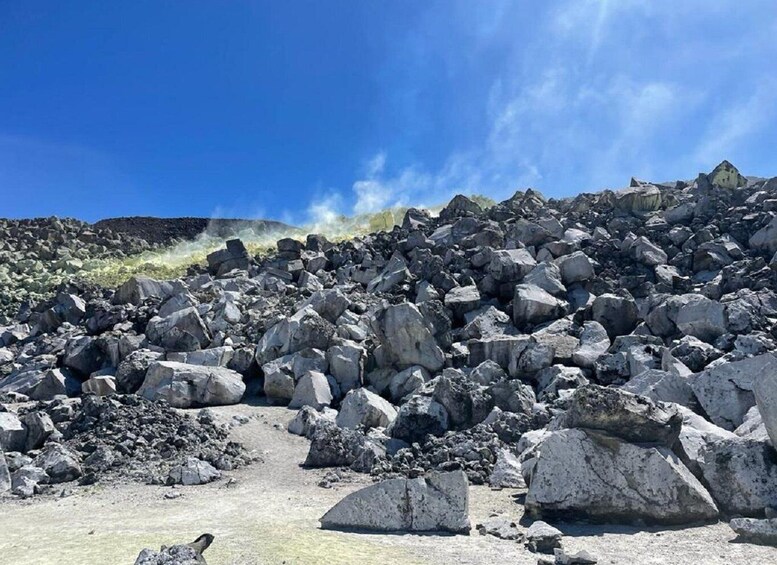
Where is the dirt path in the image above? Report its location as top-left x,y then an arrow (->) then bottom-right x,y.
1,402 -> 775,565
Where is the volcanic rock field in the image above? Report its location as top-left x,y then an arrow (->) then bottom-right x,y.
3,160 -> 777,564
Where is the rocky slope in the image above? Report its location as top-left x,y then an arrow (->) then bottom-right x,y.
3,160 -> 777,547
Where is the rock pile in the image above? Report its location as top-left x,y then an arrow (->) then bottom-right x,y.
4,161 -> 777,539
0,217 -> 154,322
1,394 -> 249,497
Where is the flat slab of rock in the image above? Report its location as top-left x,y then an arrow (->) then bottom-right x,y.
730,517 -> 777,546
525,429 -> 718,524
320,470 -> 470,533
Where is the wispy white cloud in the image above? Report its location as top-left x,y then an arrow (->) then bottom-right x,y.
690,79 -> 777,168
331,0 -> 777,215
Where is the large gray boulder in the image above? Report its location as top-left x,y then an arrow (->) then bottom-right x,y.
750,216 -> 777,254
556,251 -> 595,284
115,349 -> 164,394
327,340 -> 365,394
138,361 -> 245,408
320,470 -> 470,533
22,411 -> 55,452
673,406 -> 737,477
690,354 -> 777,430
753,366 -> 777,448
113,276 -> 177,306
444,285 -> 481,319
0,412 -> 27,453
525,429 -> 718,524
488,249 -> 537,283
512,284 -> 566,328
571,321 -> 610,368
389,395 -> 449,443
674,294 -> 727,342
524,263 -> 566,296
621,369 -> 696,408
146,307 -> 211,352
432,370 -> 493,429
699,438 -> 777,516
304,423 -> 384,472
336,388 -> 397,431
34,444 -> 82,483
288,371 -> 333,410
288,406 -> 337,438
255,307 -> 334,366
0,451 -> 10,494
371,303 -> 445,371
614,185 -> 662,215
561,384 -> 681,446
367,253 -> 410,294
591,294 -> 639,338
206,238 -> 249,276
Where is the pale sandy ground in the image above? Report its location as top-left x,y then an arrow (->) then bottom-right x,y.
1,402 -> 775,565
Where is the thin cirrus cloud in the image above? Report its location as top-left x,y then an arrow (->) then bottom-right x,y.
328,0 -> 777,220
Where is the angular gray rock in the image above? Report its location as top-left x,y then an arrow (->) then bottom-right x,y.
525,429 -> 719,524
729,518 -> 777,546
698,438 -> 777,516
34,444 -> 82,483
22,411 -> 55,452
561,385 -> 682,446
513,284 -> 566,328
335,388 -> 397,431
371,303 -> 445,371
620,368 -> 696,407
0,451 -> 10,494
287,406 -> 337,438
139,361 -> 245,408
489,448 -> 526,488
115,349 -> 164,394
326,340 -> 365,394
556,251 -> 595,284
591,294 -> 638,338
113,276 -> 177,306
525,520 -> 563,553
320,470 -> 470,533
167,457 -> 221,485
146,307 -> 211,352
488,249 -> 537,283
674,294 -> 727,342
690,354 -> 777,430
444,285 -> 481,319
288,371 -> 333,410
389,395 -> 449,443
0,412 -> 27,452
572,321 -> 610,368
304,423 -> 384,472
753,366 -> 777,448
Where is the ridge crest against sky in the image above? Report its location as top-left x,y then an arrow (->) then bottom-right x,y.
1,1 -> 776,223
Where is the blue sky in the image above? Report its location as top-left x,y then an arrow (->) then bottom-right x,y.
1,1 -> 776,223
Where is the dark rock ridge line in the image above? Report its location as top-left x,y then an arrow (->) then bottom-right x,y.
93,216 -> 294,246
